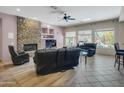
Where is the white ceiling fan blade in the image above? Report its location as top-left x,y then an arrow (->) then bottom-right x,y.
68,18 -> 76,20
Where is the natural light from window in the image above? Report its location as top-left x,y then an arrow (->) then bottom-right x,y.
78,30 -> 92,43
95,29 -> 114,48
65,32 -> 76,47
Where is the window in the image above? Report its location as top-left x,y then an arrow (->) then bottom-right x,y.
95,29 -> 114,48
65,32 -> 76,47
78,30 -> 92,43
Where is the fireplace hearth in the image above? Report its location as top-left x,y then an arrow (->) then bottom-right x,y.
23,44 -> 37,51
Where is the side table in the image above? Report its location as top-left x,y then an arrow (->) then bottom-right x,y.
80,50 -> 88,66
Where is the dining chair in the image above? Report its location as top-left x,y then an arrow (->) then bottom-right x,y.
114,43 -> 124,70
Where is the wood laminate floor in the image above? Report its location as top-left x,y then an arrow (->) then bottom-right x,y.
1,54 -> 124,87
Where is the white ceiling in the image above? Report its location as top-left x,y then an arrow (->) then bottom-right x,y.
0,6 -> 122,27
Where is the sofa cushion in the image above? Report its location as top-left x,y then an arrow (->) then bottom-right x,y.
56,48 -> 66,68
65,48 -> 81,66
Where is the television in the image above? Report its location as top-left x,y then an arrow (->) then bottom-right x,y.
45,39 -> 56,48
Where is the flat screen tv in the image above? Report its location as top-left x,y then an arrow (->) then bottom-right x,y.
45,39 -> 56,48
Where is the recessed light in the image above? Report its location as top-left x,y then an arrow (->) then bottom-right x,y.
16,8 -> 21,12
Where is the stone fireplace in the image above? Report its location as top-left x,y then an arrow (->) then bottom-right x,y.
17,16 -> 42,52
23,43 -> 37,51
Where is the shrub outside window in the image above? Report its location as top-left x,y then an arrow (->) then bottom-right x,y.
95,29 -> 114,48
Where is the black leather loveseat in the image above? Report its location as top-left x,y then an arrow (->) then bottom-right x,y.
77,43 -> 97,57
33,48 -> 81,75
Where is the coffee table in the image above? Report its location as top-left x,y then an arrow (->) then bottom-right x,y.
80,50 -> 88,66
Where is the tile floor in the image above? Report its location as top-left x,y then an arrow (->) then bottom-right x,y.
72,54 -> 124,87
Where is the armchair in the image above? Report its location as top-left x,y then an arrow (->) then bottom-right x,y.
78,43 -> 97,57
8,46 -> 29,65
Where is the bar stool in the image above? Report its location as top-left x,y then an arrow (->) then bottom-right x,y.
114,43 -> 124,70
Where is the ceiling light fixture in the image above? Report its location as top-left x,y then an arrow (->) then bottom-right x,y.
16,8 -> 21,12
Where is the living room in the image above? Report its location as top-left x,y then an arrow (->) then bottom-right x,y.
1,6 -> 124,87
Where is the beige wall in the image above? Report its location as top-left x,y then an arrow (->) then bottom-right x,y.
64,19 -> 124,55
118,22 -> 124,48
0,13 -> 17,62
0,19 -> 2,60
53,26 -> 64,48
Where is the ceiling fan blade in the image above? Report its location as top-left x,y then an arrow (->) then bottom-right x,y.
68,18 -> 76,20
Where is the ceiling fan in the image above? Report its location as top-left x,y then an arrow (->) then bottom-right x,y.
63,13 -> 76,22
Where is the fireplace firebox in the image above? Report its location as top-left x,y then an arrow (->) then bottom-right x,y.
23,44 -> 37,51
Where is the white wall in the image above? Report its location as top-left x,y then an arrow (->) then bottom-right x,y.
64,19 -> 124,55
0,13 -> 17,62
0,19 -> 2,60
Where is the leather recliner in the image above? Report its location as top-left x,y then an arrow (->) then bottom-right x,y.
78,43 -> 97,57
66,48 -> 81,67
8,46 -> 29,65
34,49 -> 58,75
56,48 -> 66,70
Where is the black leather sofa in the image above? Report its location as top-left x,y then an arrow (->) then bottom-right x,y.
8,46 -> 29,65
77,43 -> 97,57
33,48 -> 81,75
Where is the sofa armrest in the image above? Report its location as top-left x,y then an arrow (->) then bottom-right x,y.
16,53 -> 29,59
